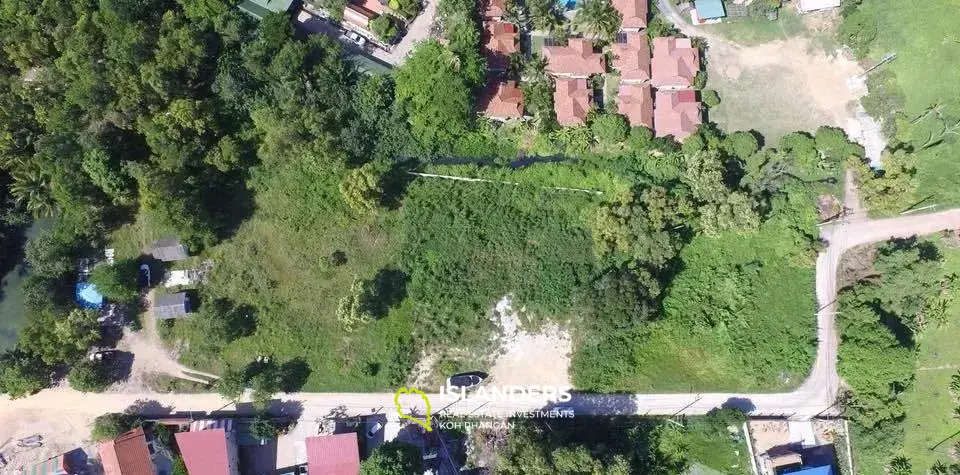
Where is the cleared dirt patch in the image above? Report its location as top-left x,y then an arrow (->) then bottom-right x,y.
486,296 -> 572,388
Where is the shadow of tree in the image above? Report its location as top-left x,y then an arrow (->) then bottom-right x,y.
279,358 -> 311,393
124,399 -> 173,417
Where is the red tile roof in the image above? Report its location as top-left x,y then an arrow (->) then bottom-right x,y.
482,0 -> 507,19
478,80 -> 524,118
343,3 -> 377,28
175,429 -> 234,475
306,434 -> 361,475
354,0 -> 388,14
483,22 -> 518,70
651,37 -> 700,88
98,428 -> 155,475
611,0 -> 648,29
654,89 -> 701,141
611,32 -> 651,82
543,38 -> 604,77
554,78 -> 592,126
618,83 -> 653,129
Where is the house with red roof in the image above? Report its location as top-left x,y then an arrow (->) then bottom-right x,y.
343,3 -> 378,29
98,428 -> 157,475
618,83 -> 653,129
478,80 -> 524,120
654,89 -> 701,141
554,78 -> 592,126
651,37 -> 700,89
481,0 -> 507,19
543,38 -> 604,78
306,433 -> 361,475
611,32 -> 651,83
175,428 -> 240,475
483,21 -> 518,71
611,0 -> 648,30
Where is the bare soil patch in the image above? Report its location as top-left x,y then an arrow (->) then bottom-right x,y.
485,296 -> 572,388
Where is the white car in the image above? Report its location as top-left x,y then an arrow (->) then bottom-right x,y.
346,31 -> 367,48
366,421 -> 383,439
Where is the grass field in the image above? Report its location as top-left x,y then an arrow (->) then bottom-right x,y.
701,8 -> 806,46
896,243 -> 960,473
854,0 -> 960,207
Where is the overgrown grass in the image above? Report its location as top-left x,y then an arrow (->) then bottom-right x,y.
702,9 -> 806,46
854,0 -> 960,206
895,243 -> 960,474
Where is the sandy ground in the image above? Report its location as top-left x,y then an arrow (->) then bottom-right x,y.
485,296 -> 572,388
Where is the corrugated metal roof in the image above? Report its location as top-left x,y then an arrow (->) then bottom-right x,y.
791,466 -> 834,475
306,433 -> 360,475
154,292 -> 190,319
190,419 -> 234,432
175,429 -> 234,475
98,428 -> 155,475
151,238 -> 189,262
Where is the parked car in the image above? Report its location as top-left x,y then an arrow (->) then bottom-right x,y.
446,372 -> 486,389
346,31 -> 367,48
88,350 -> 117,362
366,421 -> 384,439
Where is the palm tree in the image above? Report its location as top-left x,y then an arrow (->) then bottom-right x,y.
10,169 -> 56,217
527,0 -> 563,33
573,0 -> 622,42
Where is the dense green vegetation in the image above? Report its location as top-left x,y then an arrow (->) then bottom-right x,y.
839,238 -> 957,474
838,0 -> 960,208
495,410 -> 750,474
361,440 -> 423,475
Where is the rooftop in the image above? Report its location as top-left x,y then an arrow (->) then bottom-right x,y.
651,37 -> 700,88
238,0 -> 295,19
151,237 -> 189,262
175,429 -> 234,475
654,89 -> 701,141
618,83 -> 654,129
154,292 -> 191,319
554,78 -> 592,126
543,38 -> 604,77
99,428 -> 155,475
797,0 -> 841,12
478,80 -> 524,119
306,433 -> 361,475
482,0 -> 507,18
611,0 -> 648,29
611,32 -> 651,82
694,0 -> 726,19
483,22 -> 518,70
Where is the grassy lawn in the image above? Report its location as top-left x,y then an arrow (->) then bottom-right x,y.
686,416 -> 753,474
701,9 -> 806,46
855,0 -> 960,206
897,243 -> 960,473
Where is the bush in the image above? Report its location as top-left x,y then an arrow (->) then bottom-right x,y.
838,9 -> 877,59
701,89 -> 720,108
91,413 -> 139,441
89,258 -> 139,302
68,359 -> 111,392
590,113 -> 629,145
249,413 -> 279,440
0,350 -> 51,398
361,441 -> 423,475
369,15 -> 399,43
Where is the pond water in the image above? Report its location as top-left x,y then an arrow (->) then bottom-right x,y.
0,218 -> 53,352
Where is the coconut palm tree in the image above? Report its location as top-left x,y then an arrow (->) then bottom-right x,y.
573,0 -> 621,42
10,169 -> 56,217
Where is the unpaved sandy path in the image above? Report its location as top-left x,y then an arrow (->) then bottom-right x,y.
486,297 -> 572,388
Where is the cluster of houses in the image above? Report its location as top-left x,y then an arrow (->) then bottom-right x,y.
32,421 -> 364,475
477,0 -> 704,141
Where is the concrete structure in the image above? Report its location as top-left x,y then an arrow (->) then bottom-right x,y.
611,32 -> 651,82
693,0 -> 726,20
543,38 -> 604,78
477,80 -> 524,120
797,0 -> 841,13
553,78 -> 592,126
651,37 -> 700,89
654,89 -> 701,140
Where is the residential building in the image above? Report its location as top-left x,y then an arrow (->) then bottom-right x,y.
151,238 -> 189,262
611,32 -> 651,83
28,448 -> 86,475
797,0 -> 841,13
154,292 -> 192,320
478,80 -> 525,120
482,0 -> 507,20
238,0 -> 295,19
543,38 -> 604,78
693,0 -> 726,21
353,0 -> 392,15
650,37 -> 700,89
175,426 -> 240,475
98,428 -> 157,475
654,89 -> 701,140
554,78 -> 592,126
611,0 -> 648,30
306,433 -> 361,475
343,3 -> 378,29
618,83 -> 654,129
483,22 -> 519,71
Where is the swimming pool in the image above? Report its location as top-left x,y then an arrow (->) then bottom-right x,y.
556,0 -> 578,10
76,282 -> 105,309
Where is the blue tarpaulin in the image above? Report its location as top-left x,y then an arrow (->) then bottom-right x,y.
787,466 -> 834,475
75,282 -> 104,309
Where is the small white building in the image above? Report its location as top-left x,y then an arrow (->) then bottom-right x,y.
797,0 -> 841,13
